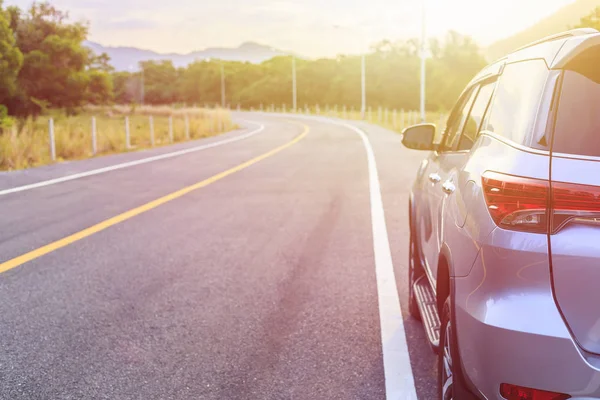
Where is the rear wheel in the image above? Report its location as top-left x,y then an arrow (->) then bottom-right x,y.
408,229 -> 424,320
439,298 -> 472,400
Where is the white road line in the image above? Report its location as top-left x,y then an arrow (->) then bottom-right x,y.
287,114 -> 417,399
0,120 -> 265,196
343,121 -> 418,400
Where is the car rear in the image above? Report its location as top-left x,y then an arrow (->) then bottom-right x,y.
453,37 -> 600,399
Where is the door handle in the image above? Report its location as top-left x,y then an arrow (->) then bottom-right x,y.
428,173 -> 441,184
442,180 -> 456,194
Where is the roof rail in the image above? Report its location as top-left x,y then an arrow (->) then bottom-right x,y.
512,28 -> 599,54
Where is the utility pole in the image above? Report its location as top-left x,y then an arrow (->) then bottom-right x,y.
220,63 -> 226,108
361,54 -> 366,120
420,0 -> 427,123
292,56 -> 297,111
140,66 -> 145,105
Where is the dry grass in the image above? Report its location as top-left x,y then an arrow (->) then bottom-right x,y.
0,106 -> 235,171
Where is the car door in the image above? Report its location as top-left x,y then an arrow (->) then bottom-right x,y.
419,86 -> 479,283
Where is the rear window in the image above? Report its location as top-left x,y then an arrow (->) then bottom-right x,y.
553,46 -> 600,157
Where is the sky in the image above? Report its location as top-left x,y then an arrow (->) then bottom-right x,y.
5,0 -> 577,57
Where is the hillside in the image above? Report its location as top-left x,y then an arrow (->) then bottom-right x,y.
85,41 -> 289,71
486,0 -> 600,61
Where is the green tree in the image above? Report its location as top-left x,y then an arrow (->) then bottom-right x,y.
574,6 -> 600,30
0,1 -> 23,110
8,2 -> 112,116
428,31 -> 487,110
140,60 -> 179,105
86,69 -> 113,104
112,71 -> 138,104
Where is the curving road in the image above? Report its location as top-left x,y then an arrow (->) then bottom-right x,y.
0,114 -> 437,399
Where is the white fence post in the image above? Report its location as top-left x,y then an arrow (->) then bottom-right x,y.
400,109 -> 405,130
48,118 -> 56,161
185,114 -> 190,140
237,103 -> 241,112
378,106 -> 382,122
393,109 -> 397,129
91,117 -> 97,155
169,116 -> 174,143
149,116 -> 155,146
343,105 -> 347,119
125,116 -> 131,149
384,108 -> 389,125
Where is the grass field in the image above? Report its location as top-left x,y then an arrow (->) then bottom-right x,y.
0,106 -> 235,171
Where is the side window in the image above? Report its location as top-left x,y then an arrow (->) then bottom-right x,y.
553,46 -> 600,157
457,81 -> 496,151
442,87 -> 478,151
484,60 -> 549,145
440,88 -> 474,143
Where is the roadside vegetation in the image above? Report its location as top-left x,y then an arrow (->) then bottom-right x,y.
0,107 -> 234,170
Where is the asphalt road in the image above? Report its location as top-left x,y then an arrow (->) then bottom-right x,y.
0,114 -> 437,399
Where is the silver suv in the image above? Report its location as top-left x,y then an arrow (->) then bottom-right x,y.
403,28 -> 600,400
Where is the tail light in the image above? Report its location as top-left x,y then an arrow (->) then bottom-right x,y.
482,172 -> 549,233
482,171 -> 600,234
551,181 -> 600,232
500,383 -> 570,400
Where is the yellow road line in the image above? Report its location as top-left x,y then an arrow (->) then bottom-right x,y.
0,122 -> 309,275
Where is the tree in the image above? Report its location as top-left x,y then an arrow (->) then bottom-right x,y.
8,2 -> 112,116
112,71 -> 137,104
428,31 -> 487,110
140,60 -> 179,105
574,6 -> 600,30
0,1 -> 23,110
86,69 -> 113,105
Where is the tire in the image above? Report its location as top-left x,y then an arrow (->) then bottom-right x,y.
408,228 -> 424,320
439,298 -> 476,400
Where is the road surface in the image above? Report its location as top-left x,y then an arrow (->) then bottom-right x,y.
0,114 -> 437,399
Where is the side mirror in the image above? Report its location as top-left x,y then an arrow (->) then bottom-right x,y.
402,123 -> 436,151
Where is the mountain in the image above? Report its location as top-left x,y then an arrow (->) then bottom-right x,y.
85,41 -> 289,71
486,0 -> 600,61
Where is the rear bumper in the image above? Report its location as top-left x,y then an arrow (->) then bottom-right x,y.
454,230 -> 600,399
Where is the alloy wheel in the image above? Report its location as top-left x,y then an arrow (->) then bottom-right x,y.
441,320 -> 454,400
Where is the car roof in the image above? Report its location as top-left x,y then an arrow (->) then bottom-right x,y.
467,28 -> 600,87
